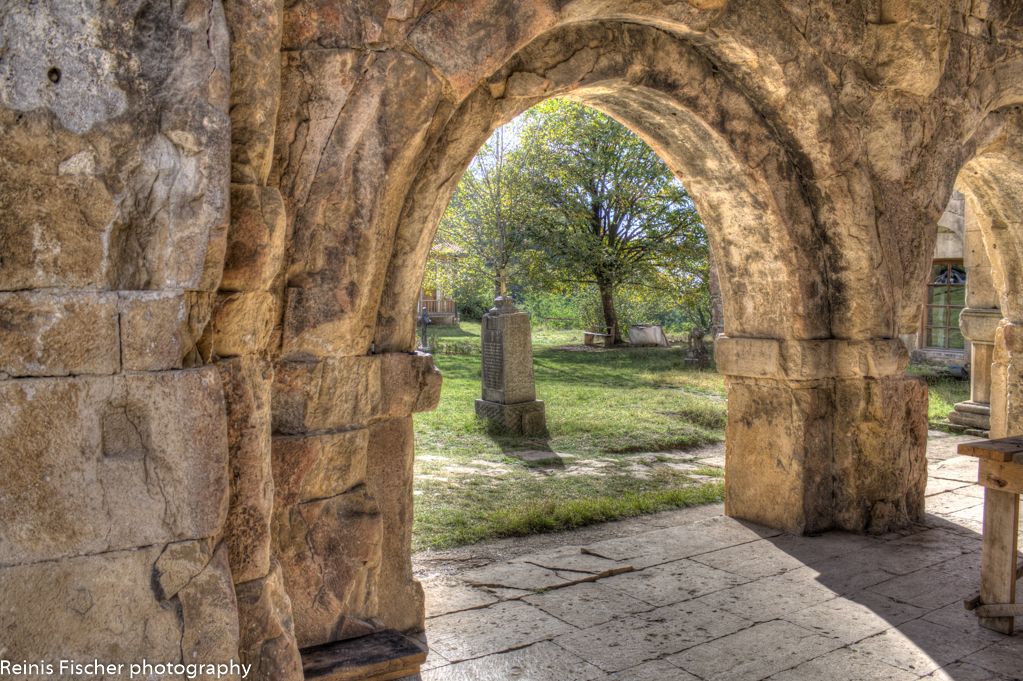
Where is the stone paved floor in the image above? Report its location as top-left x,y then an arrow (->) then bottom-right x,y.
410,431 -> 1023,680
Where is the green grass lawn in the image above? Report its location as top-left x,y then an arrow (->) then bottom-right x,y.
413,322 -> 726,550
413,322 -> 971,551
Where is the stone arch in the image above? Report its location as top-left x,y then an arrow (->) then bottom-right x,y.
955,109 -> 1023,438
220,4 -> 1023,673
358,18 -> 931,550
10,2 -> 1023,678
374,21 -> 829,354
958,113 -> 1023,320
257,14 -> 957,651
389,1 -> 981,343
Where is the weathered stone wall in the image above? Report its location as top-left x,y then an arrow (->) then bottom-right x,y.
269,353 -> 439,648
0,0 -> 241,669
958,111 -> 1023,440
2,1 -> 1023,678
936,191 -> 966,260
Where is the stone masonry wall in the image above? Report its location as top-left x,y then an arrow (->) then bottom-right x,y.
2,2 -> 1023,679
959,113 -> 1023,440
0,0 -> 240,669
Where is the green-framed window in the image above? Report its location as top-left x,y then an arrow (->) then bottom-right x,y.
924,260 -> 966,350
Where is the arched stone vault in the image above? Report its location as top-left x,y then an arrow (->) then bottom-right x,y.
2,2 -> 1023,679
958,112 -> 1023,321
376,21 -> 831,352
956,109 -> 1023,440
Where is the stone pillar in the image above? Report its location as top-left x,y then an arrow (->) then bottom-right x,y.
266,24 -> 448,671
716,337 -> 928,535
270,352 -> 441,644
216,0 -> 304,676
475,297 -> 547,436
990,320 -> 1023,439
0,0 -> 246,668
950,308 -> 1001,435
949,204 -> 1001,435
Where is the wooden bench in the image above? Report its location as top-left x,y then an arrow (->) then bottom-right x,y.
583,331 -> 612,346
959,436 -> 1023,634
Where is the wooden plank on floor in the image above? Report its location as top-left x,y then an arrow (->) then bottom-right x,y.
979,488 -> 1021,635
302,629 -> 427,681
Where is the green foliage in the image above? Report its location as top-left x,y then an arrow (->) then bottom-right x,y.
515,99 -> 709,341
427,124 -> 532,308
520,290 -> 587,329
615,285 -> 711,333
427,99 -> 711,339
455,294 -> 491,322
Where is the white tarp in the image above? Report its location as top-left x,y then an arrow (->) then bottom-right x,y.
628,324 -> 669,347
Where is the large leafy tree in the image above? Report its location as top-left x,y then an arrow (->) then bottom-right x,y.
429,99 -> 709,338
516,99 -> 706,344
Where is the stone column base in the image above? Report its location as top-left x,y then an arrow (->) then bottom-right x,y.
716,337 -> 927,535
722,377 -> 834,535
949,400 -> 992,435
475,399 -> 546,436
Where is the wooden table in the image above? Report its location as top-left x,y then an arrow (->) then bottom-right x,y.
959,436 -> 1023,634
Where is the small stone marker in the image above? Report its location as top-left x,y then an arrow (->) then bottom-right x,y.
475,272 -> 546,435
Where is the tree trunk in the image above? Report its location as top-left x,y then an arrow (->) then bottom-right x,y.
597,279 -> 621,345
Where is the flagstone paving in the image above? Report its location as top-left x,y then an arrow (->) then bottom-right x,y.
411,431 -> 1023,680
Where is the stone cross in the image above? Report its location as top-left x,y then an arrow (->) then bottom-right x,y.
491,267 -> 516,313
496,267 -> 508,298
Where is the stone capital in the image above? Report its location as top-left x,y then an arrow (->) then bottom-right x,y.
714,336 -> 908,381
958,307 -> 1002,344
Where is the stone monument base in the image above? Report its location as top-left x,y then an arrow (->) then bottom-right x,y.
949,400 -> 991,436
475,399 -> 547,436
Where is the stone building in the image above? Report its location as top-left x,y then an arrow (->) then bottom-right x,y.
898,189 -> 1003,435
1,2 -> 1023,679
903,191 -> 971,366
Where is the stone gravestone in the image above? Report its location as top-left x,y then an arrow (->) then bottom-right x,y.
475,277 -> 546,435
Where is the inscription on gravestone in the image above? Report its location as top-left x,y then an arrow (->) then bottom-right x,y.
482,330 -> 503,391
